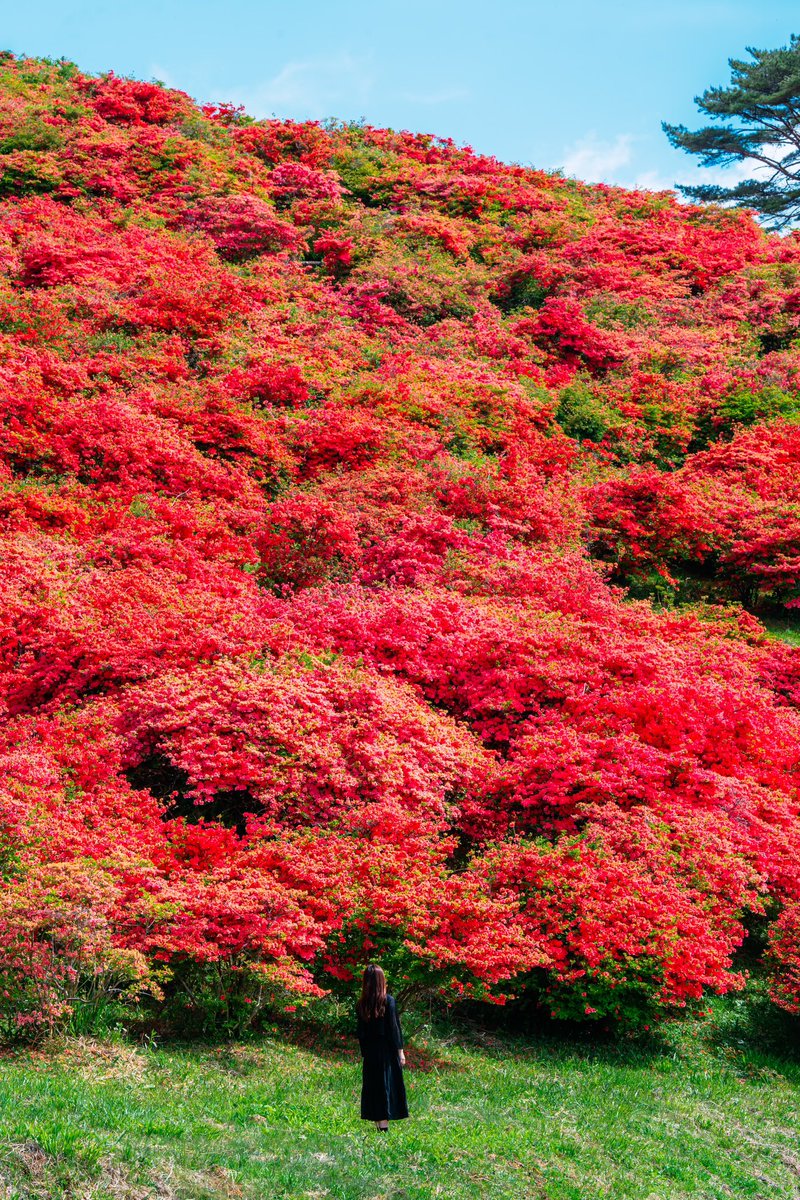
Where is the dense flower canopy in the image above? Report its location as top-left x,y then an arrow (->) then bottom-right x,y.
3,53 -> 800,1030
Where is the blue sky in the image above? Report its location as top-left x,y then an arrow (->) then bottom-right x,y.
3,2 -> 798,191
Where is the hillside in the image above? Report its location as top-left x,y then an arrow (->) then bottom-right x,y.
2,53 -> 800,1034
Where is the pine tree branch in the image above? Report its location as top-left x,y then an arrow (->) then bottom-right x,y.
664,34 -> 800,227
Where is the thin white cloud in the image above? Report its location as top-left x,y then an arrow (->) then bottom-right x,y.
628,168 -> 678,193
229,53 -> 375,120
559,130 -> 778,200
633,157 -> 774,195
561,133 -> 636,183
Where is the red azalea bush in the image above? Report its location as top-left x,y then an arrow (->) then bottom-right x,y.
1,53 -> 800,1035
184,195 -> 304,261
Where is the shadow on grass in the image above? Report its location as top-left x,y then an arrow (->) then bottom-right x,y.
410,985 -> 800,1080
244,1014 -> 461,1073
431,998 -> 670,1065
702,988 -> 800,1076
127,1010 -> 461,1076
61,981 -> 800,1085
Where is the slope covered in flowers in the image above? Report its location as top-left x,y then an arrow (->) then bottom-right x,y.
3,53 -> 800,1032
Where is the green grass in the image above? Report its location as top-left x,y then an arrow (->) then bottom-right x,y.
0,997 -> 799,1199
760,613 -> 800,646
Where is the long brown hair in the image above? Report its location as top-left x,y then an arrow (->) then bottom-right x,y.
357,963 -> 387,1020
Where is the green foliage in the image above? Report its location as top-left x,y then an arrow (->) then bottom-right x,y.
555,382 -> 622,443
85,329 -> 139,354
332,140 -> 392,204
542,957 -> 687,1028
494,273 -> 549,313
719,383 -> 800,426
0,117 -> 64,154
176,115 -> 231,146
623,568 -> 680,608
694,383 -> 800,446
584,295 -> 655,330
158,961 -> 299,1039
381,273 -> 476,326
0,157 -> 60,196
761,612 -> 800,646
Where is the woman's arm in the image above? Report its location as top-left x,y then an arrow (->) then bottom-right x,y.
388,996 -> 404,1057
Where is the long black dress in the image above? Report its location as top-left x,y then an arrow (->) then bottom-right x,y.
356,993 -> 409,1121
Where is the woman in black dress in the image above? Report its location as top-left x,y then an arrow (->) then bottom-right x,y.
356,964 -> 408,1130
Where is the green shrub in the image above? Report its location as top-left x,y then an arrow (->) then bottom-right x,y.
555,383 -> 622,443
0,118 -> 64,154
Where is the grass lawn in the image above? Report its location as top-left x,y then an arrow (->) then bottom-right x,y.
0,996 -> 799,1199
760,613 -> 800,647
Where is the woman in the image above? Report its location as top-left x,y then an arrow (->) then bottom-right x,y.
356,963 -> 408,1130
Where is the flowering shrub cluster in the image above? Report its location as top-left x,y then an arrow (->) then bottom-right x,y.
2,54 -> 800,1032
